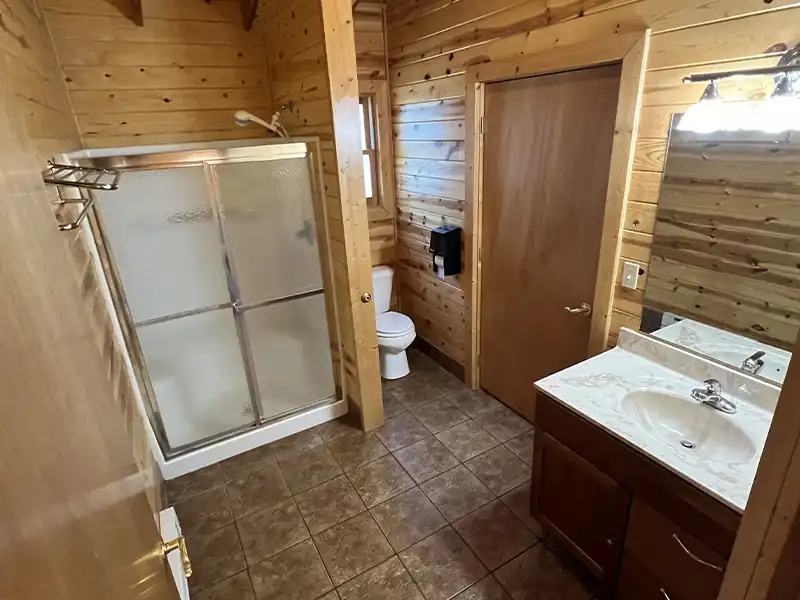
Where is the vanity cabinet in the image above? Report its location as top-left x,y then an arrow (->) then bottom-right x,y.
531,393 -> 741,599
532,432 -> 630,586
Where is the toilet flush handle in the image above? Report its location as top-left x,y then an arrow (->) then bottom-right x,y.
361,292 -> 372,303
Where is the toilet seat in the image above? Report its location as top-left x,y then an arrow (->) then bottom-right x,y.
376,312 -> 414,338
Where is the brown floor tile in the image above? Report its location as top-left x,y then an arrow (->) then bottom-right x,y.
399,527 -> 487,600
186,523 -> 246,594
494,545 -> 591,600
500,482 -> 544,537
314,511 -> 394,586
167,463 -> 224,504
419,465 -> 494,522
370,487 -> 447,552
249,539 -> 333,600
173,484 -> 232,536
504,432 -> 534,466
276,443 -> 343,494
407,349 -> 439,372
436,420 -> 500,462
336,556 -> 424,600
194,571 -> 255,600
453,501 -> 537,570
448,390 -> 505,420
375,412 -> 431,452
220,445 -> 274,482
410,398 -> 469,434
327,432 -> 389,472
393,436 -> 459,483
294,475 -> 365,534
473,407 -> 533,443
382,391 -> 406,418
464,446 -> 531,496
236,498 -> 309,565
318,593 -> 340,600
453,576 -> 512,600
269,429 -> 325,462
346,454 -> 416,508
389,377 -> 444,411
422,369 -> 468,397
314,415 -> 364,444
226,455 -> 291,519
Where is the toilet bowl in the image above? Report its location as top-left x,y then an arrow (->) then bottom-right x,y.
372,266 -> 416,379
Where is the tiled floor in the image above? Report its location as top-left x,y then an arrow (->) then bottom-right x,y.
168,350 -> 594,600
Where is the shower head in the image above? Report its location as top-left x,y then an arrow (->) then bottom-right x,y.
234,110 -> 267,128
233,109 -> 289,139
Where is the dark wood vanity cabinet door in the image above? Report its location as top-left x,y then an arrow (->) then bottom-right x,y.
531,432 -> 631,586
624,499 -> 726,600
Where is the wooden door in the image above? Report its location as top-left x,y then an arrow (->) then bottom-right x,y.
479,65 -> 622,419
531,432 -> 630,588
0,75 -> 179,599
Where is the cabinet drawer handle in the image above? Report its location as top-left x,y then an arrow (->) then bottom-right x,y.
672,533 -> 724,572
660,589 -> 672,600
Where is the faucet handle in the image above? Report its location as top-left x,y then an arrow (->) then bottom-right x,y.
703,379 -> 722,394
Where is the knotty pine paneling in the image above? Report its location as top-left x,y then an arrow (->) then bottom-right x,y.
41,0 -> 273,148
355,2 -> 397,270
2,0 -> 162,517
386,0 -> 800,363
647,135 -> 800,350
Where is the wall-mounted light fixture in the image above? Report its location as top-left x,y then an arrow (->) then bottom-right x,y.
679,44 -> 800,133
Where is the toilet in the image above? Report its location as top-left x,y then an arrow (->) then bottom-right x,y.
372,266 -> 416,379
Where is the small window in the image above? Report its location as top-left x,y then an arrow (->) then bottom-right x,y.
359,94 -> 379,206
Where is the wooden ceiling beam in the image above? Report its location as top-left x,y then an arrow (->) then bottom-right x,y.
241,0 -> 258,31
131,0 -> 143,26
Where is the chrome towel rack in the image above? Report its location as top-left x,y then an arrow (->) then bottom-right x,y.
42,162 -> 122,232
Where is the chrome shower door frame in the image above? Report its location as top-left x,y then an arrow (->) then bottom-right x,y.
79,139 -> 343,459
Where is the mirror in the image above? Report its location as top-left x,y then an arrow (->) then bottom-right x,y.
640,116 -> 798,386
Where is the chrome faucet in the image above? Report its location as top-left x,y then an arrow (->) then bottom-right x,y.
690,379 -> 738,414
742,351 -> 765,375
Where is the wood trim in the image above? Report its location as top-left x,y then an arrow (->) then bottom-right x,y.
588,31 -> 650,355
359,79 -> 396,218
320,0 -> 384,430
464,30 -> 651,387
241,0 -> 258,31
720,333 -> 800,600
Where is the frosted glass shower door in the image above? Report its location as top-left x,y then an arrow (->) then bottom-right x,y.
213,159 -> 336,420
96,167 -> 256,450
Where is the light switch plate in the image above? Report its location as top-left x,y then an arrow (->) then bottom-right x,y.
622,261 -> 641,290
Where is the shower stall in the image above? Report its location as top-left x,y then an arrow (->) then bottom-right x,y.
64,138 -> 347,477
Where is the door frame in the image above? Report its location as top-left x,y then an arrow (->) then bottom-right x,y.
464,30 -> 651,388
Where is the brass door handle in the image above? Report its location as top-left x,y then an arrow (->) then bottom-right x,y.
162,535 -> 193,578
564,303 -> 592,316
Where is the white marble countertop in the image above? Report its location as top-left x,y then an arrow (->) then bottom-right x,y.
535,329 -> 779,513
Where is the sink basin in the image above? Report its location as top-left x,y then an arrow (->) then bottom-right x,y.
621,391 -> 756,464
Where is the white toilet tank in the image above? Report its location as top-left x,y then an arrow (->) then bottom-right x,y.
371,266 -> 393,315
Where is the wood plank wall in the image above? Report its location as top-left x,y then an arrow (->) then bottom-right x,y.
355,1 -> 396,267
41,0 -> 273,148
646,134 -> 800,351
385,0 -> 800,365
263,0 -> 382,427
1,0 -> 162,516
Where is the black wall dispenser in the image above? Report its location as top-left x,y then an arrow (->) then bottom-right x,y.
430,225 -> 462,279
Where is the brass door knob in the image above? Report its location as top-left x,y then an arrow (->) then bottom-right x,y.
361,292 -> 372,303
564,303 -> 592,316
